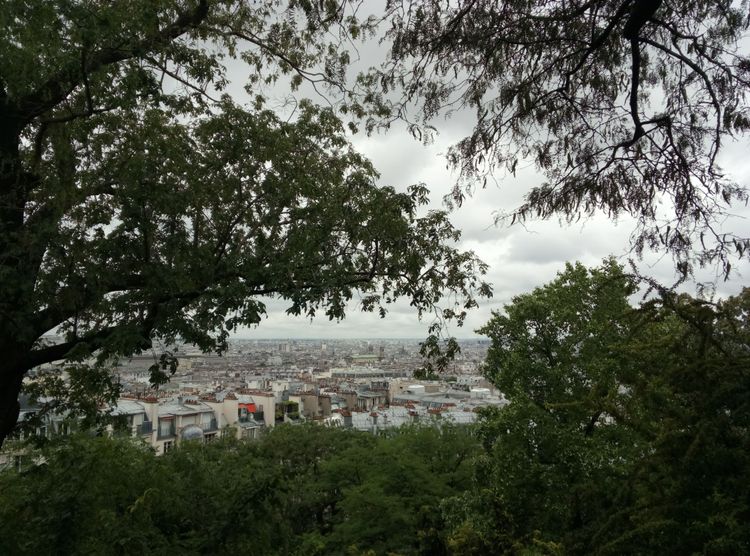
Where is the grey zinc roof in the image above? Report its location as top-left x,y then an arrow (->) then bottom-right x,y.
441,411 -> 478,425
110,399 -> 147,416
157,398 -> 214,416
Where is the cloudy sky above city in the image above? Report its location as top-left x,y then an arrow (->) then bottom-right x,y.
223,20 -> 750,340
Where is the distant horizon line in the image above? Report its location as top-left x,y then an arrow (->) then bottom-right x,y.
40,334 -> 488,341
229,337 -> 487,341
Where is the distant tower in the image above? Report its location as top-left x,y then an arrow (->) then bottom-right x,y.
378,345 -> 385,360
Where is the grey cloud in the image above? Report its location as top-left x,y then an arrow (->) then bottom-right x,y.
218,30 -> 750,340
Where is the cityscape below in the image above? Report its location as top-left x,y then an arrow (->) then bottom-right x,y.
6,338 -> 501,460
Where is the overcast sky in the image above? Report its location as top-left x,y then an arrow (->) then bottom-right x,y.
222,15 -> 750,340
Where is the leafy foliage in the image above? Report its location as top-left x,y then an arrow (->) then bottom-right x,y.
0,425 -> 481,555
450,261 -> 750,554
371,0 -> 750,275
0,1 -> 490,445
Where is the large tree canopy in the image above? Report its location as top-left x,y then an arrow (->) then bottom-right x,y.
370,0 -> 750,275
0,1 -> 490,447
457,261 -> 750,554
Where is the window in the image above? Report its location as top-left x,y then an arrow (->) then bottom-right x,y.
158,418 -> 174,438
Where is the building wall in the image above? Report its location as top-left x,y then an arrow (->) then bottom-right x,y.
254,395 -> 276,428
340,392 -> 357,410
319,396 -> 331,417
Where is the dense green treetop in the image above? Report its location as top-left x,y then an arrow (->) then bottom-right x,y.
478,259 -> 635,412
0,425 -> 481,555
461,261 -> 750,554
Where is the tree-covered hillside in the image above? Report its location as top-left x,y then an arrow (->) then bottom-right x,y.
0,425 -> 480,556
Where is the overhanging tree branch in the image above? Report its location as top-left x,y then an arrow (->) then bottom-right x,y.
15,0 -> 210,122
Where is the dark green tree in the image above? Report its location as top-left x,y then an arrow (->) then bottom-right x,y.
0,423 -> 482,555
0,2 -> 490,446
0,434 -> 298,554
461,260 -> 639,553
594,289 -> 750,554
371,0 -> 750,275
452,262 -> 750,554
301,424 -> 481,556
478,259 -> 635,416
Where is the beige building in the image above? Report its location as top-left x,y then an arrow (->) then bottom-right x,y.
111,394 -> 247,454
288,392 -> 332,420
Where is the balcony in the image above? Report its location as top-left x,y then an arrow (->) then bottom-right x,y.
157,421 -> 175,439
201,419 -> 218,432
137,421 -> 153,435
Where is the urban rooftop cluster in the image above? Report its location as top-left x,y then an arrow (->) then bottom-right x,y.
6,338 -> 503,458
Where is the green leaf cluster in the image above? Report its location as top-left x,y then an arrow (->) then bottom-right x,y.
447,260 -> 750,554
0,424 -> 480,555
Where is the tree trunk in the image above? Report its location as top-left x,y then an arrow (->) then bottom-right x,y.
0,358 -> 25,448
0,105 -> 33,449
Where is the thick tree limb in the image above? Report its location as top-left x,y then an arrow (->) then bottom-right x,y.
623,0 -> 663,40
26,326 -> 123,369
15,0 -> 209,122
